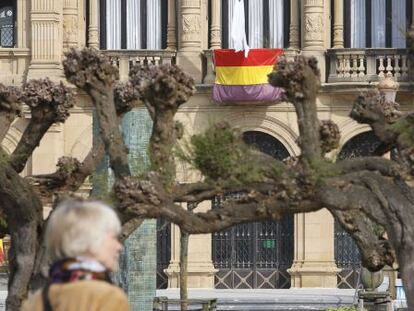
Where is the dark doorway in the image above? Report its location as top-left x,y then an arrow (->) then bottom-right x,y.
212,131 -> 294,289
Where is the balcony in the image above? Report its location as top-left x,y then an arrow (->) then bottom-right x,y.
100,50 -> 177,81
0,48 -> 30,85
327,48 -> 410,84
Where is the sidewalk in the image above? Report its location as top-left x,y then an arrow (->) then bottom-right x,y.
156,288 -> 356,310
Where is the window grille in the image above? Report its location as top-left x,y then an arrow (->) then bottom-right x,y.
0,5 -> 14,48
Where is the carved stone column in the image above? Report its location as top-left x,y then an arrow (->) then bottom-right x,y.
27,0 -> 64,80
179,0 -> 202,51
210,0 -> 221,49
302,0 -> 325,50
176,0 -> 206,83
289,210 -> 340,288
332,0 -> 344,48
88,0 -> 99,49
289,0 -> 300,49
63,0 -> 79,49
301,0 -> 328,82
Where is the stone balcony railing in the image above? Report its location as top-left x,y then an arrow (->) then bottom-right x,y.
327,48 -> 410,83
0,48 -> 31,85
101,49 -> 177,81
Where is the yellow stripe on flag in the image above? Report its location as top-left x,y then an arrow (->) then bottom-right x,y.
215,65 -> 274,85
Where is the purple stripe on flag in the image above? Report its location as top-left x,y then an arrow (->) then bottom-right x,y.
212,84 -> 284,103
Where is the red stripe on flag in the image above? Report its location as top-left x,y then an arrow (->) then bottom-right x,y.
214,49 -> 283,67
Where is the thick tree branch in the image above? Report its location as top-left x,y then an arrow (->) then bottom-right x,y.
269,56 -> 322,163
0,85 -> 22,143
63,48 -> 131,179
9,79 -> 74,173
129,64 -> 195,185
335,156 -> 401,177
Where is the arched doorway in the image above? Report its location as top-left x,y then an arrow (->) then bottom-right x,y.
212,131 -> 294,289
335,131 -> 382,288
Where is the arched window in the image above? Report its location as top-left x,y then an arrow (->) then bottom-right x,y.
100,0 -> 167,50
221,0 -> 290,49
0,1 -> 15,48
344,0 -> 411,48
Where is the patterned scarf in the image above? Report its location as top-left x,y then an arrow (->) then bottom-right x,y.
49,258 -> 112,284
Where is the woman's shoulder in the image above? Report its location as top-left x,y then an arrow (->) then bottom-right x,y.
58,280 -> 127,298
22,281 -> 128,311
59,281 -> 129,310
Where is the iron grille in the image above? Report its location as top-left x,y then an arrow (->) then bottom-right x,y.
335,131 -> 383,288
212,131 -> 294,289
0,6 -> 14,47
156,218 -> 171,289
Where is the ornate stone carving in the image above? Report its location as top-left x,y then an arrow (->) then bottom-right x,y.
333,26 -> 344,47
182,15 -> 200,34
304,13 -> 323,41
63,15 -> 78,45
289,25 -> 300,49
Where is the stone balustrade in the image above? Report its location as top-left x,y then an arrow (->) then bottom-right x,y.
0,48 -> 30,85
327,48 -> 410,83
101,50 -> 177,81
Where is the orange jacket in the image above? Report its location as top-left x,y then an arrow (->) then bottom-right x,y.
21,280 -> 129,311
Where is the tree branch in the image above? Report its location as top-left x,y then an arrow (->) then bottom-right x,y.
129,64 -> 195,185
9,79 -> 74,173
0,85 -> 22,143
269,56 -> 322,163
63,48 -> 131,179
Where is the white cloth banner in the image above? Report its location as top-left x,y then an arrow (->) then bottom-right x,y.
231,0 -> 250,57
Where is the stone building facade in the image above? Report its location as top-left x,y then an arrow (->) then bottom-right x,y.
0,0 -> 412,291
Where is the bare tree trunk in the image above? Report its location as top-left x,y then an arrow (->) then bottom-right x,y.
6,221 -> 40,311
180,229 -> 189,311
0,151 -> 43,311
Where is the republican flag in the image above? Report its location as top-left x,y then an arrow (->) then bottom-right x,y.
212,49 -> 284,104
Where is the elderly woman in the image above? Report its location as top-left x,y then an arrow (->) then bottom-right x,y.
22,200 -> 128,311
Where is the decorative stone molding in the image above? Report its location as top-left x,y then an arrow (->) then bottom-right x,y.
304,13 -> 323,42
63,0 -> 78,49
218,112 -> 301,156
289,0 -> 300,49
178,0 -> 202,51
27,0 -> 64,80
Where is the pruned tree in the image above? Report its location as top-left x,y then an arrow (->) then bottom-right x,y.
1,45 -> 414,311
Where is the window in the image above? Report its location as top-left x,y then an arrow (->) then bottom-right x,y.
344,0 -> 411,48
100,0 -> 167,50
0,0 -> 15,48
221,0 -> 290,49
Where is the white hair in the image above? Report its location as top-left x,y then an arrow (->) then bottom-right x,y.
46,200 -> 121,261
